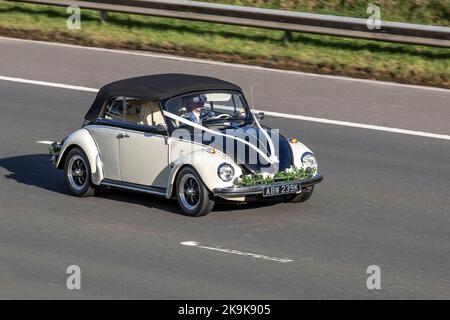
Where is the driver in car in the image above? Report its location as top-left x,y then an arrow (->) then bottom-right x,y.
183,95 -> 207,124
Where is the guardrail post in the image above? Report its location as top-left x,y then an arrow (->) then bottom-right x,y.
100,10 -> 108,22
283,30 -> 293,44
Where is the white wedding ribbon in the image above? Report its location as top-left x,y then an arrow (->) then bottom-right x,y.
252,110 -> 279,164
163,110 -> 279,165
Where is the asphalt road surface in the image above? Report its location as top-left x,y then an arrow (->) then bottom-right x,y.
0,37 -> 449,299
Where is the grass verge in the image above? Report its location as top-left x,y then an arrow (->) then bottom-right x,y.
0,1 -> 449,88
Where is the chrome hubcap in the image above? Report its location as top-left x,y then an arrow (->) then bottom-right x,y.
67,155 -> 87,191
179,173 -> 200,211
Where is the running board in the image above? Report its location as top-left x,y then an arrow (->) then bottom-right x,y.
100,179 -> 167,197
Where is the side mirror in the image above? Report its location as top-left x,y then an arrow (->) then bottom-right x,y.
156,123 -> 167,133
255,112 -> 265,121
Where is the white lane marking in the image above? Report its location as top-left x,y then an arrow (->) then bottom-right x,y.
36,140 -> 54,145
180,241 -> 293,263
255,109 -> 450,141
0,76 -> 98,92
1,75 -> 450,141
1,36 -> 449,93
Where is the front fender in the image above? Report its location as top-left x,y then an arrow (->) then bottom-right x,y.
56,128 -> 100,175
289,140 -> 314,168
166,148 -> 242,199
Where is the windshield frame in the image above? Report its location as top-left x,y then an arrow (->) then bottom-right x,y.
162,90 -> 252,133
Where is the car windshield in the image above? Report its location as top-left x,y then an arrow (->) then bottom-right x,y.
165,92 -> 249,129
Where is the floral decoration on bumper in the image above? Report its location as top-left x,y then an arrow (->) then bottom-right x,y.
234,166 -> 317,187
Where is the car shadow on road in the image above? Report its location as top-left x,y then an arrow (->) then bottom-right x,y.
0,153 -> 182,214
0,154 -> 283,215
0,153 -> 67,195
94,187 -> 185,215
214,198 -> 285,213
97,185 -> 284,216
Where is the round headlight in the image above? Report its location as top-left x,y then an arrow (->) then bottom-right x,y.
217,163 -> 235,182
301,152 -> 317,171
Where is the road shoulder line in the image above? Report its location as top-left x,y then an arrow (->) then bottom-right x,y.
1,75 -> 449,141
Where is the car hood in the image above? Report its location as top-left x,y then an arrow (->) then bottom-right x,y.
199,125 -> 294,173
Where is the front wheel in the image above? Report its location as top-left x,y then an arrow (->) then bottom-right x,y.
176,167 -> 215,217
64,147 -> 96,197
285,186 -> 314,203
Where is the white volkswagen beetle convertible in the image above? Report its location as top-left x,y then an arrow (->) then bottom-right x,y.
50,74 -> 323,216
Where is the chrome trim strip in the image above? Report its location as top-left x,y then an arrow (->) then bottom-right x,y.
100,179 -> 167,196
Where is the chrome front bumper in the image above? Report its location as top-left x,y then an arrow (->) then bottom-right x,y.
212,174 -> 323,198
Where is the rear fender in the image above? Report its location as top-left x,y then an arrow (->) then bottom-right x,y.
56,128 -> 100,177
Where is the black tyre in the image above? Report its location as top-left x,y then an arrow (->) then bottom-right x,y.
64,147 -> 96,197
285,186 -> 314,203
176,167 -> 215,217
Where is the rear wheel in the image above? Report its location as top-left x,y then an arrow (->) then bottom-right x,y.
64,147 -> 96,197
176,167 -> 215,217
285,186 -> 314,203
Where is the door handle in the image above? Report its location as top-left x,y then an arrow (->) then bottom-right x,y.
117,132 -> 130,139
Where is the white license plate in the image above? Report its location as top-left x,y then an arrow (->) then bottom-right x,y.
262,182 -> 300,197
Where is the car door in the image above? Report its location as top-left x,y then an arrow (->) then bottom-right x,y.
85,97 -> 124,181
118,99 -> 170,188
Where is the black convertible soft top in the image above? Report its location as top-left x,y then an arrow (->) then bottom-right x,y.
84,73 -> 242,121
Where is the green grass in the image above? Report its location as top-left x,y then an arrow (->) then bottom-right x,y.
0,1 -> 449,88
